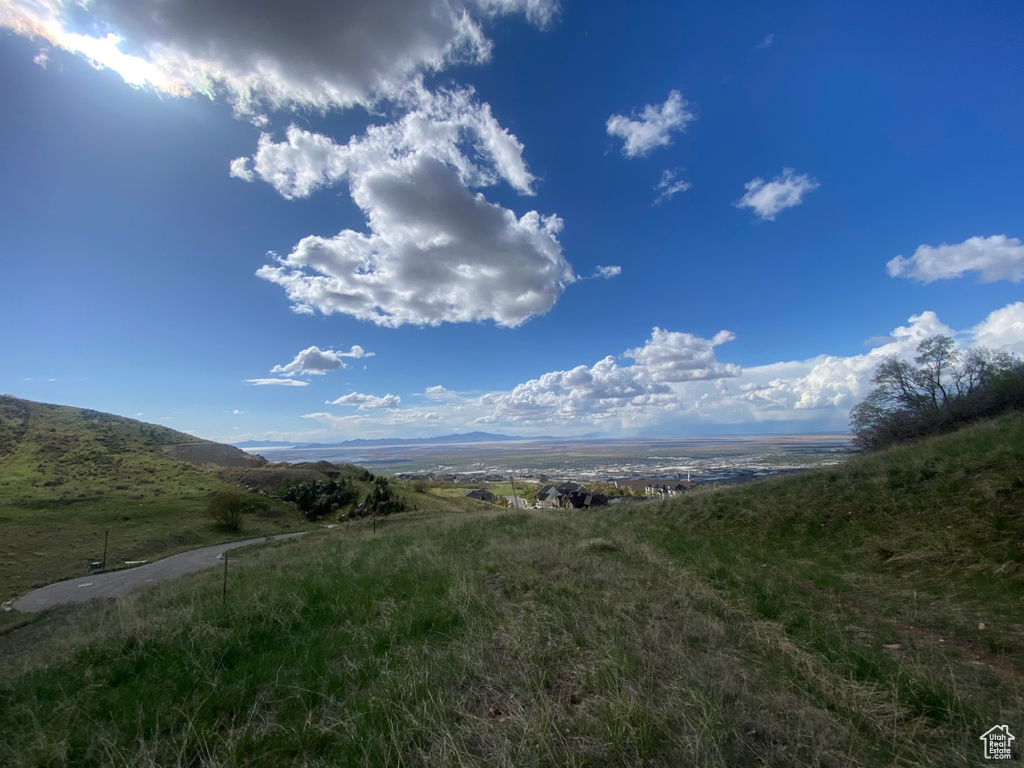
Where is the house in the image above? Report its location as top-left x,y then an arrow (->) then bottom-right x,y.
536,482 -> 605,509
535,484 -> 561,507
645,481 -> 697,498
614,479 -> 655,495
536,482 -> 582,507
614,479 -> 697,497
563,490 -> 607,509
464,489 -> 496,502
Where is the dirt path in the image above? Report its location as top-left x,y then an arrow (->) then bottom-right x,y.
5,532 -> 309,613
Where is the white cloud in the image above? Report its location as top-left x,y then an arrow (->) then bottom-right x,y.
476,356 -> 672,426
327,391 -> 401,409
232,409 -> 245,415
256,152 -> 572,327
234,125 -> 353,199
390,409 -> 442,423
473,327 -> 738,426
2,0 -> 557,113
237,87 -> 536,199
246,378 -> 310,386
340,345 -> 375,358
756,33 -> 774,49
606,90 -> 695,158
232,85 -> 574,327
252,304 -> 1024,439
228,157 -> 254,182
624,328 -> 741,382
468,310 -> 954,431
302,407 -> 439,430
594,265 -> 621,279
688,311 -> 962,422
972,302 -> 1024,354
653,169 -> 692,205
735,168 -> 819,221
886,235 -> 1024,284
271,346 -> 349,375
300,412 -> 362,429
32,48 -> 48,68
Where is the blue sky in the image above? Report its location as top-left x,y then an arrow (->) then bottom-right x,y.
1,0 -> 1022,442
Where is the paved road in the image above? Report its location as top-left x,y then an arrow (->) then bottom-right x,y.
8,532 -> 309,613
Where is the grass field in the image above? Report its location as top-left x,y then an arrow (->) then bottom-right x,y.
1,415 -> 1022,765
0,396 -> 310,599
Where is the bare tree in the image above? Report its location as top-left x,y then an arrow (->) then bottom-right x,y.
851,335 -> 1023,450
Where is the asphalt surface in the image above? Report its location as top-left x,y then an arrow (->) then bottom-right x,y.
8,532 -> 309,613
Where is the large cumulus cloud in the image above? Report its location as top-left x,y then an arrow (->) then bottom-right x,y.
241,87 -> 574,327
475,326 -> 739,426
256,154 -> 571,327
2,0 -> 557,112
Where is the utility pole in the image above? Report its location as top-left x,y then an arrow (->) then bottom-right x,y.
509,474 -> 521,509
102,530 -> 109,570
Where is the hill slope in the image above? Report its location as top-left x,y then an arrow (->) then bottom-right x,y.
0,396 -> 307,597
1,415 -> 1022,766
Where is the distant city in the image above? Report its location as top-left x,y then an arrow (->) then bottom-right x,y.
246,433 -> 855,486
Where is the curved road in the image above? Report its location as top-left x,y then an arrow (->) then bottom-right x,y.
8,532 -> 308,613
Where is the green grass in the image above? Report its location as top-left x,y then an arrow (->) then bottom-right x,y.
1,415 -> 1022,765
0,396 -> 309,598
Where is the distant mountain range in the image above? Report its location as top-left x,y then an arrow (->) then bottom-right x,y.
233,431 -> 600,449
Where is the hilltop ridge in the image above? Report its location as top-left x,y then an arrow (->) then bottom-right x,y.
0,396 -> 305,596
0,395 -> 266,473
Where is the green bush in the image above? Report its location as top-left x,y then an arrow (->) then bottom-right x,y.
207,490 -> 244,531
280,478 -> 358,520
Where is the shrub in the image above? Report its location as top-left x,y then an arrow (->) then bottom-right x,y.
280,478 -> 359,521
207,490 -> 244,531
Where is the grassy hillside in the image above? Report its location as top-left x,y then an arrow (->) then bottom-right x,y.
0,396 -> 310,598
1,415 -> 1022,766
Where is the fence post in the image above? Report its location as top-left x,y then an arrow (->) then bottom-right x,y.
102,530 -> 109,570
222,552 -> 228,604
